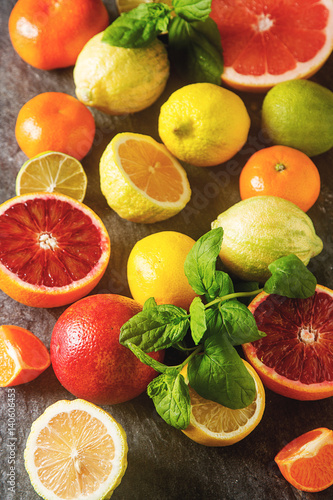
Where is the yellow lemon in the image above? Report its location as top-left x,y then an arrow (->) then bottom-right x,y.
74,33 -> 170,115
158,83 -> 250,167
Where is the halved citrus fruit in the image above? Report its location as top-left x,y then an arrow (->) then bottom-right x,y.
180,360 -> 265,446
243,285 -> 333,400
99,133 -> 191,223
0,192 -> 110,308
24,399 -> 128,500
0,325 -> 50,386
16,152 -> 88,202
210,0 -> 333,92
275,427 -> 333,492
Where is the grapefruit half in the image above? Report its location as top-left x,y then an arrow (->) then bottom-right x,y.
0,192 -> 110,308
210,0 -> 333,92
243,285 -> 333,400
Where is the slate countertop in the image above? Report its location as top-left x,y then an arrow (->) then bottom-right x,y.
1,1 -> 333,499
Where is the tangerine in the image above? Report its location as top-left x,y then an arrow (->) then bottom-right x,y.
15,92 -> 96,160
8,0 -> 109,70
239,145 -> 321,212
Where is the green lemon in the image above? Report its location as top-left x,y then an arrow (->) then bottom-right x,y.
262,79 -> 333,157
73,32 -> 170,115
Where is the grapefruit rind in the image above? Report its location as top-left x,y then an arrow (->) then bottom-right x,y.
243,286 -> 333,401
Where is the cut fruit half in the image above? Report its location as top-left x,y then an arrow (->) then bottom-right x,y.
180,360 -> 265,446
0,325 -> 50,387
24,399 -> 128,500
16,151 -> 88,202
210,0 -> 333,91
0,192 -> 110,308
275,427 -> 333,492
99,133 -> 191,223
243,285 -> 333,400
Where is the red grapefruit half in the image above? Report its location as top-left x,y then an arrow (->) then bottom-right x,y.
0,192 -> 110,308
210,0 -> 333,92
243,285 -> 333,400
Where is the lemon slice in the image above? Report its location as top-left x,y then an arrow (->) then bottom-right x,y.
24,399 -> 128,500
99,132 -> 191,223
180,360 -> 265,446
116,0 -> 172,14
16,151 -> 88,201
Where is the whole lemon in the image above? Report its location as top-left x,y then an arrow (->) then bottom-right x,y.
262,80 -> 333,157
74,32 -> 170,115
127,231 -> 198,310
158,83 -> 250,167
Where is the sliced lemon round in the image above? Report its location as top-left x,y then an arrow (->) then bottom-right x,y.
16,151 -> 88,201
99,132 -> 191,223
116,0 -> 172,14
180,360 -> 265,446
24,399 -> 128,500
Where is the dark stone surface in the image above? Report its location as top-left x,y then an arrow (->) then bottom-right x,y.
1,1 -> 333,499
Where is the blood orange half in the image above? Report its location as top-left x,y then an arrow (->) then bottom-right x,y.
210,0 -> 333,92
243,285 -> 333,400
0,192 -> 110,308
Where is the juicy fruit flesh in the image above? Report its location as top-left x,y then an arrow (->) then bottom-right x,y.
34,409 -> 115,498
119,139 -> 184,202
210,0 -> 330,76
252,290 -> 333,385
0,198 -> 103,287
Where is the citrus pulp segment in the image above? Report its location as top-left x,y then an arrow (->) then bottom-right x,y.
15,152 -> 88,201
243,285 -> 333,400
100,133 -> 191,223
180,361 -> 265,446
210,0 -> 333,91
24,399 -> 128,500
0,192 -> 110,308
275,427 -> 333,492
0,325 -> 50,387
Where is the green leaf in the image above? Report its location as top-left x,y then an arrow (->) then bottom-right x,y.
205,269 -> 234,302
264,254 -> 317,299
143,297 -> 157,310
102,3 -> 172,48
119,304 -> 189,351
188,333 -> 256,409
126,342 -> 169,373
147,372 -> 191,429
220,300 -> 265,345
184,227 -> 224,297
189,297 -> 206,344
204,305 -> 223,339
168,17 -> 223,85
173,0 -> 212,23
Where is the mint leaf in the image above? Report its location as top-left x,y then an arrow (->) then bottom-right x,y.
143,297 -> 157,310
120,304 -> 189,351
148,372 -> 191,429
188,333 -> 256,409
204,305 -> 223,339
205,269 -> 234,302
220,300 -> 265,345
184,227 -> 224,297
102,3 -> 172,48
168,17 -> 223,85
189,297 -> 206,344
173,0 -> 212,23
264,254 -> 317,299
126,342 -> 169,373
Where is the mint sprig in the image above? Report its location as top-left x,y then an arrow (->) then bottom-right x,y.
119,228 -> 317,430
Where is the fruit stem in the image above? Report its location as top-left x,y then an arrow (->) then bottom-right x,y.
205,289 -> 264,309
275,162 -> 286,172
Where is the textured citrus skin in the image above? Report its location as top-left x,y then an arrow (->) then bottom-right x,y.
243,285 -> 333,400
239,145 -> 321,212
50,294 -> 164,405
127,231 -> 198,310
9,0 -> 109,70
15,92 -> 96,160
211,196 -> 323,282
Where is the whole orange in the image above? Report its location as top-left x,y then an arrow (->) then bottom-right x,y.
50,294 -> 164,405
8,0 -> 109,70
15,92 -> 96,160
239,145 -> 320,212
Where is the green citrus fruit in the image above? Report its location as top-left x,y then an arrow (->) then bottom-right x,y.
261,80 -> 333,157
211,196 -> 323,282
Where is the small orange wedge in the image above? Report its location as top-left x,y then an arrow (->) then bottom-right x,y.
0,325 -> 50,386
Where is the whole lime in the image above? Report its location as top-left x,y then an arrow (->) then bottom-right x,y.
262,80 -> 333,157
73,32 -> 170,115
